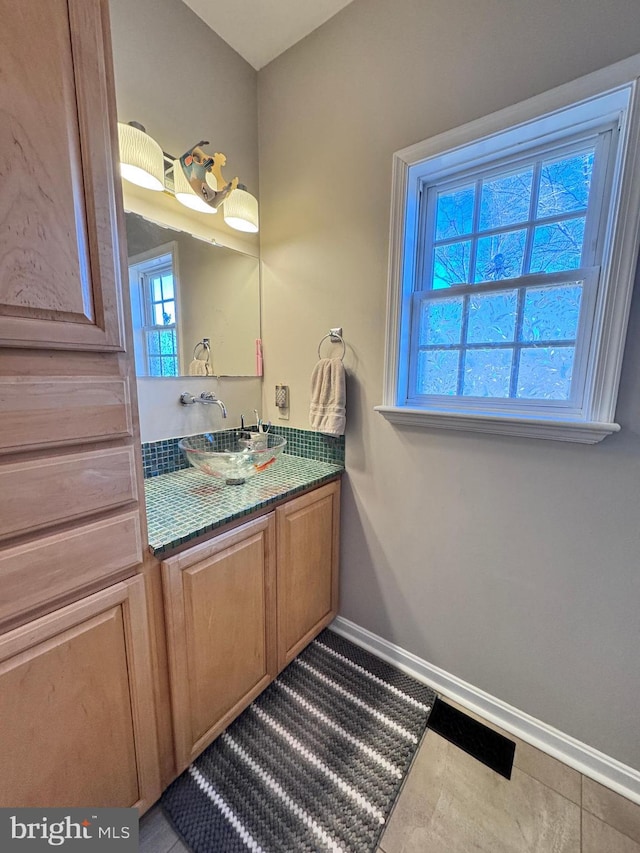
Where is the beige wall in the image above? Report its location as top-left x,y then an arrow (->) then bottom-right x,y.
258,0 -> 640,769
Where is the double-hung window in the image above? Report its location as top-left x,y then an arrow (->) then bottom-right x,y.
140,257 -> 179,377
378,57 -> 640,442
129,243 -> 180,377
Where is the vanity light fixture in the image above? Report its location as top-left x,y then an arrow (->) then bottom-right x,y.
177,144 -> 238,213
117,121 -> 259,232
223,184 -> 259,233
172,157 -> 218,214
117,122 -> 165,191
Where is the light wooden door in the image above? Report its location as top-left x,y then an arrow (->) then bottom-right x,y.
276,480 -> 340,670
0,0 -> 147,635
162,515 -> 277,772
0,576 -> 161,810
0,0 -> 124,351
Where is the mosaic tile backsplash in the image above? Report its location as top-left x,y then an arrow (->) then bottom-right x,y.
142,425 -> 345,478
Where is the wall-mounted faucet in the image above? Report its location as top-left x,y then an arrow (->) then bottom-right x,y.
179,391 -> 227,418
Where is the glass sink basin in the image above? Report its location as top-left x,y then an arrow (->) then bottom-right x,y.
179,433 -> 287,485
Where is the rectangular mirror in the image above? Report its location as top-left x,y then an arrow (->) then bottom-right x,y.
125,212 -> 260,377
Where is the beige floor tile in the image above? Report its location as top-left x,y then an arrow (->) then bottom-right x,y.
582,811 -> 640,853
582,777 -> 640,845
444,697 -> 581,804
139,804 -> 180,853
380,731 -> 580,853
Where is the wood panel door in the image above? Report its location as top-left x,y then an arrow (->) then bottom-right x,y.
0,0 -> 147,633
0,576 -> 161,810
0,0 -> 124,351
276,481 -> 340,671
162,515 -> 277,772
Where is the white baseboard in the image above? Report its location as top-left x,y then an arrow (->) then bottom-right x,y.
330,615 -> 640,806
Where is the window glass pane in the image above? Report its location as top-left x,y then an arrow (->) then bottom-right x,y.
154,303 -> 175,326
417,349 -> 459,395
467,291 -> 517,343
521,284 -> 582,342
159,329 -> 176,355
474,229 -> 526,282
463,348 -> 513,397
149,356 -> 161,376
151,276 -> 163,303
160,357 -> 178,377
435,185 -> 475,241
529,218 -> 585,273
479,168 -> 533,231
537,150 -> 594,218
517,346 -> 574,399
161,274 -> 174,300
433,242 -> 471,289
420,297 -> 464,345
147,331 -> 160,355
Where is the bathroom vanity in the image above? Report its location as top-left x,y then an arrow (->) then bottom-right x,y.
139,440 -> 343,785
151,471 -> 341,776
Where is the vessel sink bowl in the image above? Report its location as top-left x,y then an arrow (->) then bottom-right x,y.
179,433 -> 287,485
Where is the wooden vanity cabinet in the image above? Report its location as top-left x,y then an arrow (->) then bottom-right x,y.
276,481 -> 341,670
160,479 -> 340,773
162,515 -> 278,773
0,575 -> 160,809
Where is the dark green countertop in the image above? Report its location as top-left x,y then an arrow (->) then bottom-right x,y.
144,454 -> 343,554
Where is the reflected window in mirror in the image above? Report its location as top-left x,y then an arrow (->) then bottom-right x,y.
124,212 -> 261,377
129,243 -> 180,377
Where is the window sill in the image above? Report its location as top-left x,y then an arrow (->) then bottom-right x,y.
373,405 -> 620,444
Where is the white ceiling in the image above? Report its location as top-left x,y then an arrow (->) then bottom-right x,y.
181,0 -> 356,70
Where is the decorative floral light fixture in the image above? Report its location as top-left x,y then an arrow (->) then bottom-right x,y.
117,122 -> 259,233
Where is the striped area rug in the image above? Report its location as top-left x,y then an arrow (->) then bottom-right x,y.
161,629 -> 435,852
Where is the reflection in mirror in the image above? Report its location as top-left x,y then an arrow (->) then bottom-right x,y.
125,212 -> 260,377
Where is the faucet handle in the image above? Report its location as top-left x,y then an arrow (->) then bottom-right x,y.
200,392 -> 216,401
179,392 -> 196,405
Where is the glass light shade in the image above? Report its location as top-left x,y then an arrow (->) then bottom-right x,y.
117,123 -> 165,191
173,160 -> 218,214
224,187 -> 259,233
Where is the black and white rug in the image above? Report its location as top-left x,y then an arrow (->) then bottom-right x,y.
161,629 -> 436,852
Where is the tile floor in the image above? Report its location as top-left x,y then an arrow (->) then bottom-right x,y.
140,702 -> 640,853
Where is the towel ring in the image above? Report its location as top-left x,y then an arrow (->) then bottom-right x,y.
192,338 -> 211,363
317,332 -> 346,361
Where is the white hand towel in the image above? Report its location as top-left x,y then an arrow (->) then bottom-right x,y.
188,358 -> 210,376
309,357 -> 346,436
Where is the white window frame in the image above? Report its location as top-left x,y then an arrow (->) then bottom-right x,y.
376,55 -> 640,443
128,241 -> 181,377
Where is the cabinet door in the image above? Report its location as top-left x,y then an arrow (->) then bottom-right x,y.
162,515 -> 277,772
276,480 -> 340,670
0,576 -> 161,810
0,0 -> 124,351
